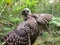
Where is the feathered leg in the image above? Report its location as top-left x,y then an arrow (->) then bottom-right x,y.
28,33 -> 31,45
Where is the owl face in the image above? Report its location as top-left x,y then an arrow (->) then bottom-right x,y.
22,8 -> 31,17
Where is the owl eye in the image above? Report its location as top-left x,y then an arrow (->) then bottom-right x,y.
23,11 -> 25,13
27,10 -> 29,12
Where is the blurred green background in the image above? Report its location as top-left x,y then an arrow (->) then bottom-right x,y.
0,0 -> 60,45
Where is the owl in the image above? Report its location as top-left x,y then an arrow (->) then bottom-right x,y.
2,14 -> 39,45
22,8 -> 53,35
1,8 -> 53,45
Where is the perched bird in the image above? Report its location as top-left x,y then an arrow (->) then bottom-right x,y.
22,8 -> 53,35
1,8 -> 53,45
2,14 -> 41,45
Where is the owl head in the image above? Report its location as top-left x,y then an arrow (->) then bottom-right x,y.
22,8 -> 31,17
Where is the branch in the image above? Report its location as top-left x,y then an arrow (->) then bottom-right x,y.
0,21 -> 14,26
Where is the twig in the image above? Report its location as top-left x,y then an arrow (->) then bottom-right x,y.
0,21 -> 14,26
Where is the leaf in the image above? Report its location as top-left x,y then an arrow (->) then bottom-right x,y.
4,27 -> 11,31
41,32 -> 50,40
0,0 -> 5,5
5,0 -> 12,5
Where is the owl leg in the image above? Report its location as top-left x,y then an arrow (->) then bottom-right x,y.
28,33 -> 31,45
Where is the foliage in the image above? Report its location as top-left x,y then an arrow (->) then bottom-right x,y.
49,17 -> 60,27
53,2 -> 60,16
0,0 -> 60,45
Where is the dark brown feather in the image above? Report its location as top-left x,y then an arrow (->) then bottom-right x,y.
2,16 -> 39,45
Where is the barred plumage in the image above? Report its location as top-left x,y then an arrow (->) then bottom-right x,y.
26,14 -> 53,35
22,8 -> 53,35
1,8 -> 53,45
2,15 -> 39,45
